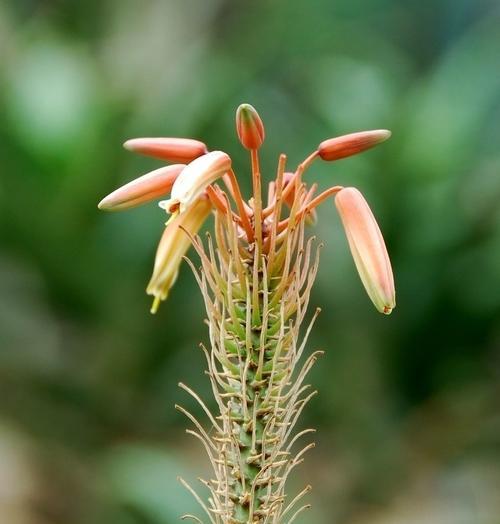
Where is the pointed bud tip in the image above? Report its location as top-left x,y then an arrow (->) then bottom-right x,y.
97,198 -> 108,210
122,139 -> 135,151
236,103 -> 265,150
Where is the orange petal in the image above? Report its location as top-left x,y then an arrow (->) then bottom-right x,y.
318,130 -> 391,161
123,137 -> 208,163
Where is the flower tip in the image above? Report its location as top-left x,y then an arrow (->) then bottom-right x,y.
236,103 -> 265,150
97,197 -> 110,210
379,129 -> 392,141
122,139 -> 135,151
150,296 -> 161,314
383,305 -> 394,315
319,129 -> 392,161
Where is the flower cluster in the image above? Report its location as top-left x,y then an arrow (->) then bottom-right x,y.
98,104 -> 396,523
99,103 -> 395,315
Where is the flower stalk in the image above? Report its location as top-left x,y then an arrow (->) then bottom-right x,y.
98,104 -> 395,523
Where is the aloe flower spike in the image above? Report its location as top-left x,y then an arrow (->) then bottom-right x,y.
98,104 -> 396,523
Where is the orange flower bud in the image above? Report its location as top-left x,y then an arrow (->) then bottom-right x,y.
236,104 -> 265,150
160,151 -> 231,214
318,130 -> 391,161
147,195 -> 212,313
335,187 -> 395,314
123,137 -> 208,163
98,164 -> 185,211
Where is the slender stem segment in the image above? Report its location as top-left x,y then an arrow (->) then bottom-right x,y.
251,149 -> 263,254
226,169 -> 255,243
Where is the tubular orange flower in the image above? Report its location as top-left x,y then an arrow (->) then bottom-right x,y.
236,103 -> 265,150
123,137 -> 208,163
318,129 -> 391,161
159,151 -> 231,214
146,195 -> 212,313
97,164 -> 185,211
335,187 -> 395,314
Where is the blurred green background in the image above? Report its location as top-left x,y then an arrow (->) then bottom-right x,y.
1,0 -> 500,522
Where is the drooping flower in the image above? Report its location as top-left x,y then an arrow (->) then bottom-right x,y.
123,137 -> 207,163
146,195 -> 212,313
159,151 -> 231,214
97,164 -> 185,211
318,129 -> 391,161
335,187 -> 395,314
236,103 -> 265,150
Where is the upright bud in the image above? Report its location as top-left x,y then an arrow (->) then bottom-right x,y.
160,151 -> 231,214
147,195 -> 212,313
123,137 -> 208,163
318,130 -> 391,162
335,187 -> 395,314
98,164 -> 185,211
236,103 -> 265,150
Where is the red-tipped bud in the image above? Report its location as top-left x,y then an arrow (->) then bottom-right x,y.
123,137 -> 208,163
318,130 -> 391,162
98,164 -> 185,211
236,104 -> 265,150
335,187 -> 395,315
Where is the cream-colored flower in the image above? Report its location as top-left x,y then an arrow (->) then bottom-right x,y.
335,187 -> 395,314
147,195 -> 212,313
159,151 -> 231,215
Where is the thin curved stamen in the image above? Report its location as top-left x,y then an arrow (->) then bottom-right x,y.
225,169 -> 255,243
251,149 -> 263,253
205,185 -> 230,216
262,150 -> 318,218
276,185 -> 343,234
